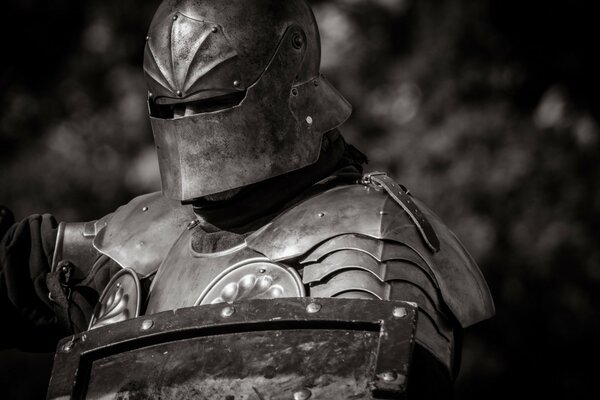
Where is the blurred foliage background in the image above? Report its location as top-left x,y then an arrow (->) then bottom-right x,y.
1,0 -> 599,398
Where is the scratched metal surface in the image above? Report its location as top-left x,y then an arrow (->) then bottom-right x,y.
86,329 -> 378,399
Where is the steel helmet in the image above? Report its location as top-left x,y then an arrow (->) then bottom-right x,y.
143,0 -> 351,201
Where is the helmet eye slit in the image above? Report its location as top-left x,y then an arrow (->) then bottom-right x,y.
150,91 -> 246,119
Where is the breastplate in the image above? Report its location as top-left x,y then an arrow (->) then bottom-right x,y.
84,180 -> 493,380
145,227 -> 305,314
88,181 -> 493,334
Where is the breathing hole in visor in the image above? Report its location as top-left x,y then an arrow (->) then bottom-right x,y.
149,91 -> 246,119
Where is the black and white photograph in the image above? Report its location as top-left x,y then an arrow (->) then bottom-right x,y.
1,0 -> 598,398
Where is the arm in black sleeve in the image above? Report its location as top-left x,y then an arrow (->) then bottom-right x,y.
0,212 -> 65,351
0,209 -> 121,352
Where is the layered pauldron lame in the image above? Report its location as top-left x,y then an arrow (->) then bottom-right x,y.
300,234 -> 456,369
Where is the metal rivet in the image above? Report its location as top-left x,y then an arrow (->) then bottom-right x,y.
306,302 -> 321,313
148,92 -> 153,98
380,371 -> 398,382
293,388 -> 312,400
259,268 -> 266,273
292,32 -> 304,49
317,212 -> 325,218
233,80 -> 240,87
81,334 -> 87,342
393,307 -> 407,318
141,319 -> 154,331
187,219 -> 199,230
142,206 -> 148,212
116,282 -> 121,288
173,15 -> 178,20
146,35 -> 150,41
306,116 -> 313,124
221,305 -> 235,318
379,210 -> 386,215
62,340 -> 73,352
313,79 -> 319,87
176,90 -> 182,97
211,26 -> 218,33
291,87 -> 298,96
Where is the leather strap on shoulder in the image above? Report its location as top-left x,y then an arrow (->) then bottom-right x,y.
362,172 -> 440,252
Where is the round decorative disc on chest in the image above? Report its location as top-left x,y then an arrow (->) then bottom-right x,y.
88,268 -> 141,330
195,258 -> 305,306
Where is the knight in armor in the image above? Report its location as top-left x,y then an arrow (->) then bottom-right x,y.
0,0 -> 494,398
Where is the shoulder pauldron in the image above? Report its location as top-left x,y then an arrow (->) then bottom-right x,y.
246,179 -> 495,329
53,192 -> 196,279
91,192 -> 196,277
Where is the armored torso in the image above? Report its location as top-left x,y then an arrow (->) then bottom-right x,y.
55,174 -> 494,376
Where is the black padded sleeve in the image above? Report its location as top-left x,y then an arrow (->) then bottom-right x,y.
0,212 -> 121,351
0,213 -> 65,351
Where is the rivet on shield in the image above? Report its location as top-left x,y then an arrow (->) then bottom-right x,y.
306,302 -> 321,313
293,388 -> 312,400
141,319 -> 154,331
221,305 -> 235,318
392,307 -> 408,318
306,116 -> 313,124
142,206 -> 148,212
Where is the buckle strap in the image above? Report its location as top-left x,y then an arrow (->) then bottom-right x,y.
362,172 -> 440,252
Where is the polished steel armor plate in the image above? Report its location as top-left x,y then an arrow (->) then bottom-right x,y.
88,268 -> 141,330
195,258 -> 305,305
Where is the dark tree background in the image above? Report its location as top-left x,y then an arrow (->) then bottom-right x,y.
1,0 -> 599,398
